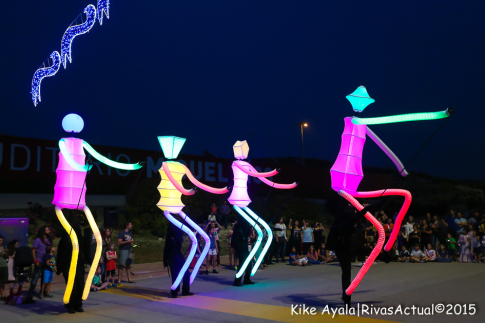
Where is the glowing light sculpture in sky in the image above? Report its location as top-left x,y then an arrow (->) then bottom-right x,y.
53,113 -> 143,304
228,140 -> 297,278
157,136 -> 229,290
31,51 -> 61,107
330,86 -> 453,296
96,0 -> 110,25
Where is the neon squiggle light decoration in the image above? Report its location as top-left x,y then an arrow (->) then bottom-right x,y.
352,110 -> 450,125
60,4 -> 97,69
96,0 -> 110,25
82,142 -> 143,170
31,51 -> 61,106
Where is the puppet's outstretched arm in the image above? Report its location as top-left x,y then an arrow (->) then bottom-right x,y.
181,165 -> 229,194
366,127 -> 408,177
352,108 -> 453,125
82,141 -> 143,170
247,165 -> 297,189
234,162 -> 279,177
59,139 -> 92,172
162,162 -> 195,195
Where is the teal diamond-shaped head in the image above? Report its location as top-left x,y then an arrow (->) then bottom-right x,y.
158,136 -> 186,159
346,86 -> 375,113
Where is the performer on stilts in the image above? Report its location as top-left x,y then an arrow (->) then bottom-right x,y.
329,86 -> 453,304
156,136 -> 228,297
228,140 -> 297,283
53,113 -> 143,309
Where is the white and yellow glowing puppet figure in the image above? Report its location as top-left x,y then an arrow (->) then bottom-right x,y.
157,136 -> 229,290
228,140 -> 297,278
53,113 -> 143,304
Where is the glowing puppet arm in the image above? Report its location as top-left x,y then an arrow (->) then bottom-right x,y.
352,108 -> 453,125
234,162 -> 279,177
82,141 -> 143,170
366,127 -> 408,177
181,165 -> 229,194
162,162 -> 195,196
59,139 -> 92,172
247,165 -> 297,189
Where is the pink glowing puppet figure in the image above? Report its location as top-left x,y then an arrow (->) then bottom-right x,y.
228,140 -> 297,278
53,113 -> 143,304
157,136 -> 229,290
331,86 -> 453,296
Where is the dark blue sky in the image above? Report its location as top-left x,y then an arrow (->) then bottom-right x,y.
1,1 -> 483,180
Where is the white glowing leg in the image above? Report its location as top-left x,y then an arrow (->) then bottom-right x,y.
54,206 -> 79,304
178,211 -> 209,284
164,211 -> 197,290
243,207 -> 273,276
82,206 -> 102,300
233,206 -> 263,279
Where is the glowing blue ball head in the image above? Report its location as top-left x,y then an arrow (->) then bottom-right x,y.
62,114 -> 84,133
158,136 -> 186,159
346,86 -> 375,113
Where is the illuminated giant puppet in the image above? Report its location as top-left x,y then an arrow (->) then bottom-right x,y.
53,113 -> 143,304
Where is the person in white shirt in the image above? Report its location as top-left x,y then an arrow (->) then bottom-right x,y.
410,245 -> 426,263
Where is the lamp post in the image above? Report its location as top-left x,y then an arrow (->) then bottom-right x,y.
298,122 -> 308,165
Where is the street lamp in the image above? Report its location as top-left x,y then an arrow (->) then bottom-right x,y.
298,122 -> 308,164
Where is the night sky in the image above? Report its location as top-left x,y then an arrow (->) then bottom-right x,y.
1,1 -> 484,180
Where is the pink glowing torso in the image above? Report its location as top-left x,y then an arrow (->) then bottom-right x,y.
52,137 -> 87,209
330,117 -> 367,193
227,160 -> 251,207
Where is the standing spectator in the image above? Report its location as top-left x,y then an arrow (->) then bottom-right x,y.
274,218 -> 287,263
207,222 -> 222,266
219,201 -> 231,229
383,218 -> 394,243
424,213 -> 432,225
313,222 -> 325,247
430,215 -> 440,248
455,212 -> 467,236
208,211 -> 217,223
288,219 -> 301,254
446,233 -> 457,261
408,225 -> 421,249
445,209 -> 459,238
7,240 -> 19,281
410,245 -> 426,263
211,203 -> 217,215
420,220 -> 433,250
28,225 -> 52,298
307,245 -> 320,264
105,243 -> 117,287
436,244 -> 451,262
424,244 -> 436,262
458,228 -> 471,263
227,223 -> 237,269
205,224 -> 219,274
398,245 -> 410,262
0,235 -> 7,301
301,221 -> 314,254
118,222 -> 135,284
470,230 -> 481,263
40,246 -> 56,299
100,228 -> 112,281
438,218 -> 449,248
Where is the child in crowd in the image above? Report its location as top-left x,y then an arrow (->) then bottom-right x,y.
307,245 -> 320,264
317,243 -> 327,264
436,244 -> 451,262
398,245 -> 410,262
410,245 -> 426,263
471,230 -> 482,263
105,243 -> 117,287
424,244 -> 436,262
205,225 -> 219,274
4,282 -> 35,305
326,250 -> 338,264
446,233 -> 457,261
40,246 -> 56,299
289,247 -> 307,266
91,265 -> 110,291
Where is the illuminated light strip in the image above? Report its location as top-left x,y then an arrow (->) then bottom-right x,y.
233,206 -> 262,279
352,110 -> 450,125
350,189 -> 412,252
83,141 -> 143,170
366,127 -> 408,177
337,191 -> 384,296
247,165 -> 297,189
82,206 -> 102,300
182,165 -> 229,194
60,4 -> 97,69
243,207 -> 273,276
179,211 -> 210,284
163,211 -> 197,290
234,162 -> 279,178
162,162 -> 195,195
96,0 -> 110,25
59,139 -> 92,172
55,206 -> 79,304
31,51 -> 61,106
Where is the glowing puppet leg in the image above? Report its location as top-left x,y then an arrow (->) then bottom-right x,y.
54,206 -> 79,304
243,207 -> 273,276
233,206 -> 263,279
163,211 -> 197,290
350,189 -> 412,251
338,191 -> 385,296
178,211 -> 210,284
82,206 -> 102,300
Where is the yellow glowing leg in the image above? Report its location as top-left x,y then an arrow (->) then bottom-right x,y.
82,206 -> 102,300
54,206 -> 79,304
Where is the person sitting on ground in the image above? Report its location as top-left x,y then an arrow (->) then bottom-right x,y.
105,243 -> 117,287
289,247 -> 306,266
390,245 -> 399,262
325,250 -> 338,264
40,245 -> 56,299
90,265 -> 110,291
4,282 -> 35,305
424,244 -> 436,262
317,243 -> 328,264
446,232 -> 457,262
436,244 -> 451,262
306,245 -> 320,264
410,245 -> 426,263
398,245 -> 410,262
